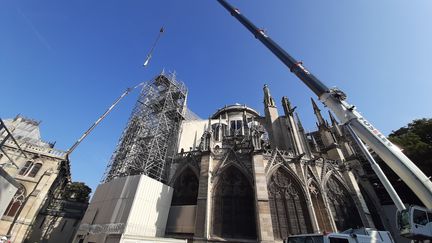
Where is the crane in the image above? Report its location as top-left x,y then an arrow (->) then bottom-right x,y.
66,27 -> 164,156
216,0 -> 432,240
66,82 -> 145,156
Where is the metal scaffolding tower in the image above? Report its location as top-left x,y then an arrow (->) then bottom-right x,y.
103,71 -> 187,183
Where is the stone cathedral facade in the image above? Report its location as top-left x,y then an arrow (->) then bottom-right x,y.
164,85 -> 376,242
0,116 -> 88,243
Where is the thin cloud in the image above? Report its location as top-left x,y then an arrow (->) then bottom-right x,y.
14,4 -> 53,52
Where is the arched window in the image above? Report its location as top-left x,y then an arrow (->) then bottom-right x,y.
171,167 -> 199,206
28,163 -> 42,177
326,176 -> 363,230
309,181 -> 332,232
19,161 -> 33,175
268,168 -> 313,239
213,166 -> 256,239
4,186 -> 26,217
230,120 -> 243,136
18,161 -> 42,177
212,123 -> 227,141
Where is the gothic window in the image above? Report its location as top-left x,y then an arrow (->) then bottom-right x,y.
212,124 -> 227,141
213,166 -> 256,239
19,161 -> 33,175
230,120 -> 243,136
171,167 -> 198,206
309,181 -> 332,232
268,168 -> 313,239
18,161 -> 42,177
4,186 -> 26,217
28,163 -> 42,177
326,176 -> 363,230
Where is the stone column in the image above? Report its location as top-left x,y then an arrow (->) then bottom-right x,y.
252,154 -> 275,243
302,164 -> 320,233
194,154 -> 212,242
319,170 -> 338,232
321,190 -> 338,232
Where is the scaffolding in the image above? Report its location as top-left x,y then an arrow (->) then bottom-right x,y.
103,71 -> 187,183
0,118 -> 28,168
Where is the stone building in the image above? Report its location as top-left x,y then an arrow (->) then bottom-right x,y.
164,85 -> 377,242
0,115 -> 88,243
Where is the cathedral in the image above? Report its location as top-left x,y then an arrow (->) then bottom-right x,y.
76,73 -> 389,243
164,84 -> 376,242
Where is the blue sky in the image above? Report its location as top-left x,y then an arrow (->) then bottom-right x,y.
1,0 -> 431,191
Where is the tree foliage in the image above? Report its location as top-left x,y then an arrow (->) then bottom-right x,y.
371,118 -> 432,206
64,182 -> 92,203
389,118 -> 432,177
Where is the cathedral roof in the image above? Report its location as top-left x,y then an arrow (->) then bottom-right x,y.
211,104 -> 260,119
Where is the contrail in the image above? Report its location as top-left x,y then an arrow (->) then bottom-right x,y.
14,4 -> 53,52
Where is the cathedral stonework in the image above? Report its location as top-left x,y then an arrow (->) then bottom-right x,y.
164,85 -> 376,242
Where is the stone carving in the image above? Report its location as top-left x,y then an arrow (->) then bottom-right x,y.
309,183 -> 318,195
265,149 -> 295,174
268,170 -> 299,199
211,150 -> 252,182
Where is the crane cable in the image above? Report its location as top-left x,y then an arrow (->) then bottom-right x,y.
66,27 -> 165,156
143,27 -> 164,67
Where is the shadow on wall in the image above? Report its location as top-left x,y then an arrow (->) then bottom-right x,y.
26,215 -> 78,243
155,181 -> 172,237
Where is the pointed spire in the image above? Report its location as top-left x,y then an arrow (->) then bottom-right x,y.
263,84 -> 276,107
310,134 -> 320,152
328,111 -> 339,126
311,97 -> 320,112
328,111 -> 343,137
311,98 -> 326,127
282,96 -> 296,117
295,112 -> 304,131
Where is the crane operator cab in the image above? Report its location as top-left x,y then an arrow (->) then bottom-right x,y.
398,205 -> 432,240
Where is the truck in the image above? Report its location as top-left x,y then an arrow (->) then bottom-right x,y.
286,229 -> 395,243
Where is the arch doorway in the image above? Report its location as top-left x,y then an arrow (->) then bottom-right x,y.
212,166 -> 257,239
171,167 -> 199,206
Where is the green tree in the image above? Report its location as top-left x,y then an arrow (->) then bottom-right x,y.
389,118 -> 432,177
371,118 -> 432,206
64,182 -> 92,203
